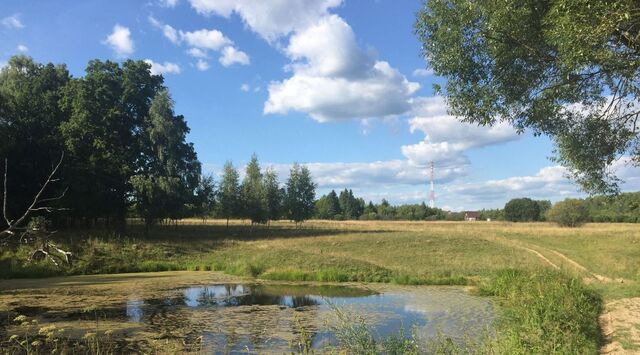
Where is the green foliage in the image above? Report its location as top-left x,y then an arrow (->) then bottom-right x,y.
547,198 -> 591,227
536,200 -> 552,221
240,154 -> 267,224
479,208 -> 504,221
504,198 -> 541,222
338,189 -> 365,219
61,59 -> 168,231
415,0 -> 640,194
585,191 -> 640,223
479,269 -> 602,354
315,190 -> 342,219
284,163 -> 316,223
130,89 -> 201,228
316,193 -> 447,221
262,168 -> 283,222
0,56 -> 70,223
194,173 -> 216,220
217,161 -> 241,224
1,56 -> 202,234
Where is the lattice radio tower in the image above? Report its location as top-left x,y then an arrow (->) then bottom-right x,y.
428,161 -> 435,208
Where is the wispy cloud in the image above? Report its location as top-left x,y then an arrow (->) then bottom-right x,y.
412,68 -> 434,77
1,14 -> 24,29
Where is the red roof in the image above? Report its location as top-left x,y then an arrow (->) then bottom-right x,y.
464,211 -> 480,218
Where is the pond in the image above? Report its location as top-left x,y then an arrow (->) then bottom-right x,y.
0,272 -> 494,353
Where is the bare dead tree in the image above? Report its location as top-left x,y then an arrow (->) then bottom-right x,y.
0,153 -> 73,266
0,153 -> 66,240
25,223 -> 74,267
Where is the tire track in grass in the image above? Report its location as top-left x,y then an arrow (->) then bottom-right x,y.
520,246 -> 560,270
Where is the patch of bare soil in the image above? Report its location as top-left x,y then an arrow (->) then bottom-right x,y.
600,297 -> 640,354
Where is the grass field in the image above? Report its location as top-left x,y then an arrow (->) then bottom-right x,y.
1,220 -> 639,353
2,220 -> 639,296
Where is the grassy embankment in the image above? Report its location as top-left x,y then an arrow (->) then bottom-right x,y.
1,220 -> 639,353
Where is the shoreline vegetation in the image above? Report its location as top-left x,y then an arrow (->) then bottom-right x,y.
1,220 -> 639,353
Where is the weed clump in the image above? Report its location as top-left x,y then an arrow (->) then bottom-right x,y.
479,269 -> 603,354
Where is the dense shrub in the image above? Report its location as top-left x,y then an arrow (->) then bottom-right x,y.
547,199 -> 590,227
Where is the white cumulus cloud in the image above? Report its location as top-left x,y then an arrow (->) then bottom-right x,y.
188,0 -> 342,41
179,28 -> 230,50
449,166 -> 576,202
104,24 -> 134,57
195,59 -> 209,71
401,96 -> 518,166
149,17 -> 249,70
264,15 -> 419,122
219,46 -> 250,66
17,44 -> 28,52
188,1 -> 417,122
144,59 -> 181,75
258,160 -> 464,191
187,47 -> 208,58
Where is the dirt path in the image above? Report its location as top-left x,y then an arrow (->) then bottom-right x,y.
600,297 -> 640,354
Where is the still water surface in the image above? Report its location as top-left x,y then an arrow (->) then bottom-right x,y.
0,273 -> 494,353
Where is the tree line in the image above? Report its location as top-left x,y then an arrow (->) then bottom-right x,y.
1,55 -> 200,234
314,190 -> 449,221
0,56 -> 317,235
208,155 -> 316,227
479,193 -> 640,223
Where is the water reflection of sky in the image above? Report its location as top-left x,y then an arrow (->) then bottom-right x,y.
122,284 -> 493,352
126,299 -> 144,322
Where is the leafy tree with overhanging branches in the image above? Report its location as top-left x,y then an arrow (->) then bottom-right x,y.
416,0 -> 640,194
130,89 -> 201,231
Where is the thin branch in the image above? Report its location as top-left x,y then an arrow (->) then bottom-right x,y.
8,153 -> 64,231
36,187 -> 68,204
3,158 -> 10,226
0,153 -> 65,239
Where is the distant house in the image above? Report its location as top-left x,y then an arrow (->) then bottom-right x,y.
464,211 -> 480,221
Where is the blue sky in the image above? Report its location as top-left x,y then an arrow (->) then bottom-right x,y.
2,0 -> 638,210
